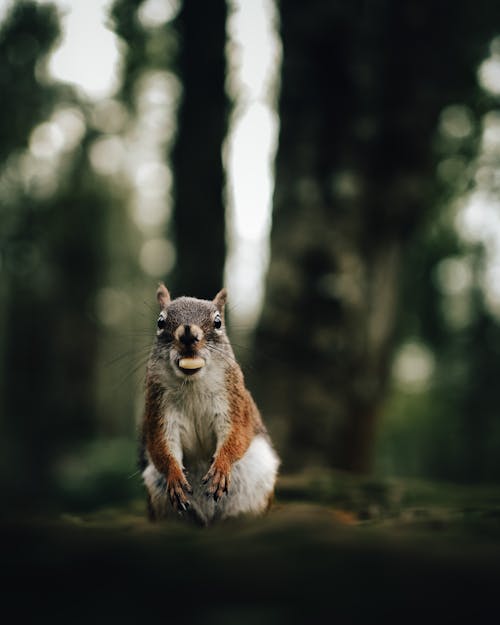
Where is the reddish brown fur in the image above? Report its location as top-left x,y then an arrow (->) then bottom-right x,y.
143,376 -> 191,509
203,365 -> 264,497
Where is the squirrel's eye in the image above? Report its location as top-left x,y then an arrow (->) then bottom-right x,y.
157,317 -> 166,330
214,314 -> 222,329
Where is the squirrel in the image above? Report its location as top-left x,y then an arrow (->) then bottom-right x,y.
139,283 -> 280,525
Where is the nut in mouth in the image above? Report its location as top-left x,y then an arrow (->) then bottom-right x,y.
178,356 -> 205,375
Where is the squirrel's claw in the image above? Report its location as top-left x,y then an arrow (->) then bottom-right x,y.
203,464 -> 230,503
202,467 -> 214,485
167,476 -> 192,513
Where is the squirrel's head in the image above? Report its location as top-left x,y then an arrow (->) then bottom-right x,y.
152,283 -> 229,380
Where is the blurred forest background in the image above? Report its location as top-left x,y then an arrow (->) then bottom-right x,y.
2,0 -> 500,516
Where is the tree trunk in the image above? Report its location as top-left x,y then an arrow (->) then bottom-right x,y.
254,0 -> 498,472
170,0 -> 229,299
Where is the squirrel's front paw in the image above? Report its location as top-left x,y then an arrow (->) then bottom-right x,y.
167,472 -> 193,513
202,461 -> 230,502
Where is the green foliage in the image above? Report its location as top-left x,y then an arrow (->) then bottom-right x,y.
55,437 -> 142,510
379,155 -> 500,482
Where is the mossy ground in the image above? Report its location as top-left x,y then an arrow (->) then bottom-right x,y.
3,471 -> 499,623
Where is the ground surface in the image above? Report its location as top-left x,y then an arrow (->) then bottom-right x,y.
3,470 -> 500,623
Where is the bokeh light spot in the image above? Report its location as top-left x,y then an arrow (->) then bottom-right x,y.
439,105 -> 474,140
89,136 -> 125,176
392,341 -> 435,393
29,122 -> 64,159
434,256 -> 473,296
51,107 -> 86,152
139,238 -> 175,277
91,99 -> 129,135
478,55 -> 500,96
134,161 -> 172,198
137,0 -> 180,29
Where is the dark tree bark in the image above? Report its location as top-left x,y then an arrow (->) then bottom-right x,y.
170,0 -> 229,299
254,0 -> 500,473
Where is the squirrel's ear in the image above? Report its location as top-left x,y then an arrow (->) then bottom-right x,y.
157,282 -> 171,309
213,288 -> 227,312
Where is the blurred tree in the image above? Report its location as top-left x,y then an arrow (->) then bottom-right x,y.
0,2 -> 108,509
255,0 -> 500,473
110,0 -> 149,108
0,1 -> 61,161
170,0 -> 229,298
2,151 -> 107,508
0,0 -> 62,507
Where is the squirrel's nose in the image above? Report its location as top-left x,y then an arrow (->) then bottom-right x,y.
178,324 -> 200,346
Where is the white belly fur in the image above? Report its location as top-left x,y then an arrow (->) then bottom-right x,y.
142,434 -> 280,525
